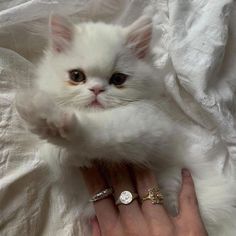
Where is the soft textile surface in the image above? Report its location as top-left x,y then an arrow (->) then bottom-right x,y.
1,0 -> 236,235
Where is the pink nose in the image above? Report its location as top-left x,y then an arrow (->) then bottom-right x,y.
89,86 -> 105,95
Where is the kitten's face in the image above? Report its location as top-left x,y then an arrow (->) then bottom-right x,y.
37,16 -> 154,110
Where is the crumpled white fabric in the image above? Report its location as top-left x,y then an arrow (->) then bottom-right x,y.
1,0 -> 236,235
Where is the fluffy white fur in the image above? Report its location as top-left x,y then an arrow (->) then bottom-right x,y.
16,15 -> 236,235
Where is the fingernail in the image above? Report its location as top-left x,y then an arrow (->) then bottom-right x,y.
182,168 -> 190,177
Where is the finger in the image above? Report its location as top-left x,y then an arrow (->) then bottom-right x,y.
178,169 -> 201,217
133,167 -> 171,225
174,169 -> 208,234
91,217 -> 101,236
108,164 -> 143,226
81,165 -> 118,230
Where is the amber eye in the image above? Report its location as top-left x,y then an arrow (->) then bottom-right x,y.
68,69 -> 86,84
109,73 -> 128,87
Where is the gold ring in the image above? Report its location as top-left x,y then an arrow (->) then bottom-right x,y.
141,187 -> 164,205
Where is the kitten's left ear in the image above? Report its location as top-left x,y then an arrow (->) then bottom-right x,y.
125,16 -> 152,59
49,14 -> 75,53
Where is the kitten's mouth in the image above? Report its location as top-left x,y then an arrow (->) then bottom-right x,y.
89,99 -> 104,108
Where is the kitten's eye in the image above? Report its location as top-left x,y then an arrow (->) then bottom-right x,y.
68,69 -> 86,85
109,73 -> 128,87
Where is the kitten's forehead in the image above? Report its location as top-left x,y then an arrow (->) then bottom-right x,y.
70,23 -> 125,77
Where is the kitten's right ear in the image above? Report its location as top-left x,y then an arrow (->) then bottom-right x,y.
49,14 -> 75,53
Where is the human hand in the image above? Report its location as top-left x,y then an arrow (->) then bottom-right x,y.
81,165 -> 208,236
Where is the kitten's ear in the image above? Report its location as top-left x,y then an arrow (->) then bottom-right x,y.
125,16 -> 152,59
49,14 -> 75,53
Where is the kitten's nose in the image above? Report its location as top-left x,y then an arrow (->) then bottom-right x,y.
89,86 -> 105,95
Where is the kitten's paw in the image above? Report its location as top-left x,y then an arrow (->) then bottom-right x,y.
39,110 -> 79,141
16,90 -> 79,142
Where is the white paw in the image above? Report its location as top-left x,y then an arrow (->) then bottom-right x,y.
32,110 -> 77,141
16,90 -> 78,142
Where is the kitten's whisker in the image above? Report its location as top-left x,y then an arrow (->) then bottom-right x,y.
105,95 -> 140,103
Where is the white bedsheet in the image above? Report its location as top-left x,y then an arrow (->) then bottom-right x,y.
1,0 -> 236,235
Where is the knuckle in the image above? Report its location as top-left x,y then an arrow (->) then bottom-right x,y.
178,228 -> 207,236
185,194 -> 198,206
101,220 -> 120,236
124,228 -> 146,236
122,219 -> 144,236
180,193 -> 198,207
152,225 -> 175,236
180,189 -> 198,207
183,176 -> 194,186
102,226 -> 118,236
102,229 -> 113,236
176,219 -> 208,236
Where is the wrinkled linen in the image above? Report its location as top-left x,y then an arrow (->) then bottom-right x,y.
1,0 -> 236,235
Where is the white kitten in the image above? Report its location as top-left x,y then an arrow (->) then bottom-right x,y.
16,15 -> 236,236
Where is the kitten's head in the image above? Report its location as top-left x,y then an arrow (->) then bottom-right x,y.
37,15 -> 159,110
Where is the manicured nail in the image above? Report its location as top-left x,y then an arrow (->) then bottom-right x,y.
182,168 -> 190,177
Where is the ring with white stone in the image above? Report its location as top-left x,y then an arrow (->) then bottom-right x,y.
115,190 -> 138,205
89,188 -> 113,203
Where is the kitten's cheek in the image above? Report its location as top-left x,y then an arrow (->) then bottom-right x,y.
98,97 -> 108,107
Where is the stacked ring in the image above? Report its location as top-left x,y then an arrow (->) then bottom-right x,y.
89,187 -> 164,206
89,187 -> 113,202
